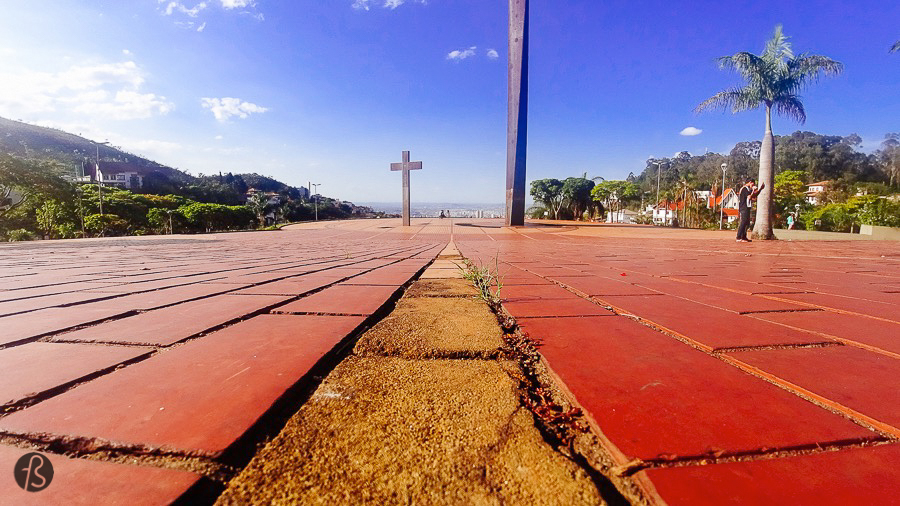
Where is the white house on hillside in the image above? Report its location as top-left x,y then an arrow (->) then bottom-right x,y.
806,181 -> 830,204
96,162 -> 146,189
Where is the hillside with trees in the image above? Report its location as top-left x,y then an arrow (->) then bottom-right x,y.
0,117 -> 388,241
530,130 -> 900,233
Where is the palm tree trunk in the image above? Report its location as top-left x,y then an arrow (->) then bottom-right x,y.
753,104 -> 776,240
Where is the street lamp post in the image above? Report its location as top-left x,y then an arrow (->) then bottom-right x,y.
94,141 -> 110,217
652,161 -> 666,224
719,162 -> 727,230
310,183 -> 320,221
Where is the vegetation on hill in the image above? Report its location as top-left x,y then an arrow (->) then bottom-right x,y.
530,130 -> 900,233
0,118 -> 387,241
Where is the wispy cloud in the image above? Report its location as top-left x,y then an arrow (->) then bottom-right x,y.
220,0 -> 255,8
163,1 -> 208,17
486,49 -> 499,60
447,46 -> 477,61
353,0 -> 427,10
680,126 -> 703,136
159,0 -> 262,29
201,97 -> 268,122
0,60 -> 174,120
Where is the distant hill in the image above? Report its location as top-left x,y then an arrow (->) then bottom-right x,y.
0,116 -> 194,183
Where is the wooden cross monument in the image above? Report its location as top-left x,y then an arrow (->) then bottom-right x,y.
390,150 -> 422,226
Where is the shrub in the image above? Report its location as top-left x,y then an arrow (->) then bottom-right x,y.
84,214 -> 130,237
6,229 -> 34,241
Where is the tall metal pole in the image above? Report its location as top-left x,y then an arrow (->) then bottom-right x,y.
719,163 -> 727,230
310,183 -> 320,221
506,0 -> 528,227
94,141 -> 109,217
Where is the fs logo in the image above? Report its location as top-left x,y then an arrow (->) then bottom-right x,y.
14,452 -> 54,492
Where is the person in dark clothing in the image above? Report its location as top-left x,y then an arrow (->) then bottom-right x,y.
736,178 -> 764,242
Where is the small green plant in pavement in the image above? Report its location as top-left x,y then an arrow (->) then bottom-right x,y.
460,255 -> 503,305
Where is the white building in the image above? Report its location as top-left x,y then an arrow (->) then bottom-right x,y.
96,162 -> 145,189
806,181 -> 830,204
606,209 -> 638,224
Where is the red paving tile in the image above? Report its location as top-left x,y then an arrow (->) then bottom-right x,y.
598,294 -> 833,349
274,284 -> 400,315
53,294 -> 289,346
340,267 -> 421,286
501,283 -> 580,300
0,343 -> 150,406
770,292 -> 900,321
517,316 -> 874,460
628,278 -> 812,313
750,311 -> 900,356
0,315 -> 366,454
502,295 -> 613,317
642,444 -> 900,506
730,346 -> 900,428
551,276 -> 660,296
231,276 -> 342,295
0,445 -> 200,505
0,292 -> 111,316
0,306 -> 135,346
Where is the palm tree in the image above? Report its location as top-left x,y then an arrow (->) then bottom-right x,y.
695,25 -> 842,239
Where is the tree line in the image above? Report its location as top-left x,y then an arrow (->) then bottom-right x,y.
0,154 -> 375,241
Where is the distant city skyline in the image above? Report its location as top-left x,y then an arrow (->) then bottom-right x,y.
1,1 -> 897,203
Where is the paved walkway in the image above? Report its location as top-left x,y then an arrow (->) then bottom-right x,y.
455,221 -> 900,505
1,218 -> 897,504
0,227 -> 442,503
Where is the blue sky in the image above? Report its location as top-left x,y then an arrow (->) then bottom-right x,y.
1,1 -> 897,203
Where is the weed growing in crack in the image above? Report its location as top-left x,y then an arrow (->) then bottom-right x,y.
459,255 -> 503,306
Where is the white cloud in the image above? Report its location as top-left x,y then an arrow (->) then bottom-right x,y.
354,0 -> 426,10
215,135 -> 224,140
0,60 -> 173,121
197,22 -> 207,32
486,49 -> 499,60
73,90 -> 174,120
122,49 -> 133,56
680,126 -> 703,136
163,1 -> 207,17
447,46 -> 477,61
220,0 -> 254,8
201,97 -> 268,122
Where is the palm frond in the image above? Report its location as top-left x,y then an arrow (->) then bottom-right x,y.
695,87 -> 761,115
790,54 -> 843,80
773,94 -> 806,124
891,40 -> 900,53
717,52 -> 770,83
763,24 -> 794,65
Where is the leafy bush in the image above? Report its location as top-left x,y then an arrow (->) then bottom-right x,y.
84,214 -> 130,237
6,229 -> 34,241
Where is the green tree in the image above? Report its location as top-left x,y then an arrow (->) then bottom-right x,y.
529,179 -> 565,219
35,200 -> 66,239
84,214 -> 129,237
561,177 -> 595,220
0,154 -> 72,220
773,169 -> 809,224
695,25 -> 842,240
592,180 -> 639,222
247,192 -> 269,225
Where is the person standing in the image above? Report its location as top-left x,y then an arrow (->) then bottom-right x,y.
736,178 -> 764,242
